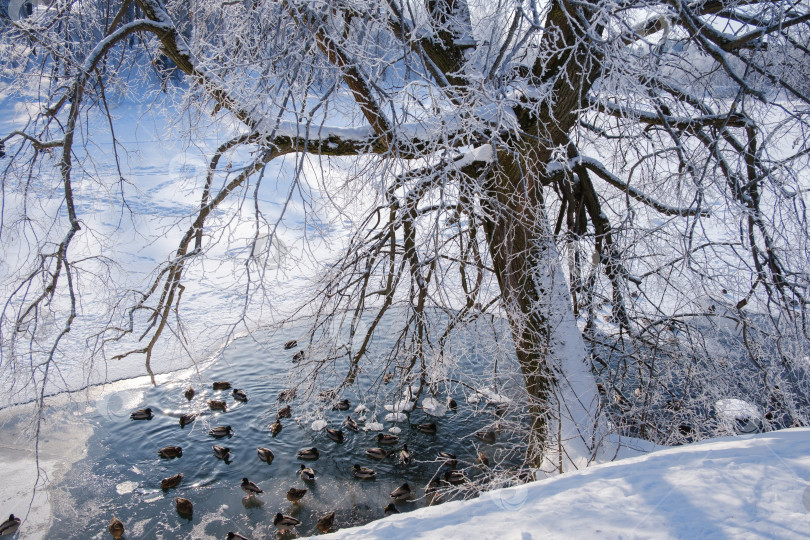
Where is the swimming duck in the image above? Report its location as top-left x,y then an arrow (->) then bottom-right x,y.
257,447 -> 274,463
209,425 -> 233,438
240,477 -> 263,497
475,429 -> 496,444
326,428 -> 344,442
344,415 -> 359,432
299,464 -> 315,481
384,502 -> 400,515
226,532 -> 249,540
212,381 -> 231,390
332,398 -> 350,410
108,517 -> 124,539
277,405 -> 292,419
297,447 -> 320,460
398,444 -> 411,465
390,482 -> 411,501
352,464 -> 376,479
269,420 -> 283,436
184,386 -> 195,400
377,433 -> 399,445
292,350 -> 305,363
232,389 -> 248,402
316,511 -> 335,533
284,339 -> 298,350
494,403 -> 509,417
130,408 -> 153,420
424,478 -> 441,494
158,445 -> 183,459
446,396 -> 458,411
0,514 -> 21,536
208,399 -> 227,411
286,487 -> 307,502
179,413 -> 197,427
273,513 -> 301,532
416,422 -> 437,434
161,473 -> 183,490
438,451 -> 457,468
213,445 -> 231,460
477,451 -> 490,467
443,470 -> 466,485
174,497 -> 193,516
365,447 -> 387,460
383,372 -> 394,384
278,388 -> 296,401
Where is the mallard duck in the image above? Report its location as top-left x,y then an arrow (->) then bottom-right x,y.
299,464 -> 315,481
213,381 -> 231,390
209,425 -> 233,438
416,422 -> 437,434
286,487 -> 307,502
0,514 -> 21,536
240,477 -> 263,497
179,413 -> 197,427
438,451 -> 457,468
208,399 -> 227,411
344,415 -> 359,432
365,447 -> 387,460
284,339 -> 298,350
257,447 -> 274,463
443,470 -> 466,485
296,447 -> 319,460
277,405 -> 292,419
226,533 -> 249,540
494,403 -> 509,417
326,428 -> 344,442
384,502 -> 400,516
424,478 -> 441,494
477,451 -> 490,467
273,513 -> 301,532
161,473 -> 183,490
213,445 -> 231,460
269,420 -> 282,436
174,497 -> 193,516
377,433 -> 399,445
475,430 -> 496,444
332,398 -> 350,410
184,386 -> 195,400
390,482 -> 411,501
130,408 -> 153,420
352,464 -> 376,479
446,396 -> 458,411
108,516 -> 124,539
383,372 -> 394,384
292,350 -> 305,363
316,511 -> 335,533
158,445 -> 183,458
278,388 -> 296,401
398,444 -> 411,465
232,389 -> 248,402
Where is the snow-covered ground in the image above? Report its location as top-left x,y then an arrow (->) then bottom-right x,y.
315,429 -> 810,539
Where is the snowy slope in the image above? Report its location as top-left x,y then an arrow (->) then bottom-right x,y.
315,429 -> 810,539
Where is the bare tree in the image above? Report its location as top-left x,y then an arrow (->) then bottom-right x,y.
1,0 -> 808,477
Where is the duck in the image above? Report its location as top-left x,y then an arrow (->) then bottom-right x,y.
344,415 -> 359,432
438,451 -> 457,468
475,429 -> 496,444
494,403 -> 509,417
278,388 -> 296,401
0,514 -> 20,536
226,533 -> 249,540
332,398 -> 350,410
299,464 -> 315,481
273,513 -> 301,532
269,420 -> 283,436
352,464 -> 376,479
443,470 -> 466,485
213,445 -> 231,460
157,445 -> 183,459
326,428 -> 344,442
286,487 -> 307,502
377,433 -> 399,445
213,381 -> 231,390
108,517 -> 124,539
208,399 -> 227,411
174,497 -> 193,516
209,425 -> 233,438
446,396 -> 458,411
284,339 -> 298,350
292,350 -> 305,363
365,447 -> 387,460
257,447 -> 274,463
390,482 -> 411,501
184,386 -> 195,400
424,478 -> 441,494
398,444 -> 411,465
297,447 -> 320,460
161,473 -> 183,490
415,422 -> 437,434
232,388 -> 248,402
319,389 -> 337,401
277,405 -> 292,419
383,372 -> 394,384
130,408 -> 153,420
316,511 -> 335,533
179,413 -> 197,427
477,451 -> 490,467
240,477 -> 263,497
384,502 -> 400,516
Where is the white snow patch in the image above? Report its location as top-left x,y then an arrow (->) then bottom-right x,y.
384,412 -> 407,422
421,397 -> 447,417
388,427 -> 402,435
363,421 -> 384,432
354,404 -> 369,414
311,419 -> 327,431
715,398 -> 761,420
